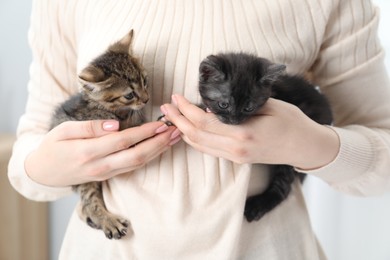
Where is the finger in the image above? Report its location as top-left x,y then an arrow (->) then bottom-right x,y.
163,95 -> 256,147
50,120 -> 120,141
183,134 -> 249,163
81,121 -> 172,159
162,95 -> 273,164
162,101 -> 244,158
163,94 -> 234,135
98,126 -> 178,178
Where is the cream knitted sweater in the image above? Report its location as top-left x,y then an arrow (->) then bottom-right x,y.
8,0 -> 390,259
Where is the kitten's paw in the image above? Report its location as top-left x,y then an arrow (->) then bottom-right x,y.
244,197 -> 269,222
157,114 -> 174,126
84,213 -> 130,239
101,215 -> 130,240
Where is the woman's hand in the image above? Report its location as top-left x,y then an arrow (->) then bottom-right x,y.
25,120 -> 180,187
160,94 -> 339,170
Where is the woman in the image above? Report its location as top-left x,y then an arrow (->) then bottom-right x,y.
8,0 -> 390,259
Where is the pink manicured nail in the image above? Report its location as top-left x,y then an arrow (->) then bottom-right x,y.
155,124 -> 169,134
171,95 -> 178,107
170,128 -> 181,140
160,105 -> 168,116
169,135 -> 182,146
103,121 -> 119,131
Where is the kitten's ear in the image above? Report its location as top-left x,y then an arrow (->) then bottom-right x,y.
109,29 -> 134,55
261,63 -> 286,84
199,55 -> 226,82
78,65 -> 112,92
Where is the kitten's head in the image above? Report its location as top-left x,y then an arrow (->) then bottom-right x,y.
78,29 -> 149,117
199,52 -> 285,125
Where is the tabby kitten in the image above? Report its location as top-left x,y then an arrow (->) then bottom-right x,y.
50,30 -> 148,239
198,52 -> 333,222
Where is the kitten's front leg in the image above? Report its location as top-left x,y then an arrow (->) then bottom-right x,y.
73,182 -> 130,239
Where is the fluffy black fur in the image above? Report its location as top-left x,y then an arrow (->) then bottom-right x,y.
199,52 -> 333,221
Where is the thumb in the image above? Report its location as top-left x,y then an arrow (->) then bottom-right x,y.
50,120 -> 120,140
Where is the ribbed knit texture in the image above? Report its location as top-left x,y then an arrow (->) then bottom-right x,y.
8,0 -> 390,259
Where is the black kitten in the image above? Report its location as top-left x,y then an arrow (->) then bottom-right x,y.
199,52 -> 332,221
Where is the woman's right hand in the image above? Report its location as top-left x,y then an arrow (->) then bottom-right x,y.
25,120 -> 180,187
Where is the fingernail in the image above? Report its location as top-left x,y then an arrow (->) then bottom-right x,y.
160,105 -> 168,116
103,121 -> 119,131
171,95 -> 178,107
170,128 -> 181,140
155,124 -> 169,134
169,135 -> 181,146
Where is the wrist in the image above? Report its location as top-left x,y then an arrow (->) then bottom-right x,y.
25,149 -> 60,187
24,150 -> 47,185
291,124 -> 340,171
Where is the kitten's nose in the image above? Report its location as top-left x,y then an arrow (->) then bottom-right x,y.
141,93 -> 149,104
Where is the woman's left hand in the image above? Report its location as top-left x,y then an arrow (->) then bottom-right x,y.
160,94 -> 340,170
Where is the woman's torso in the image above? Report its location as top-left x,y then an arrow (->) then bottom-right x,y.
60,0 -> 329,259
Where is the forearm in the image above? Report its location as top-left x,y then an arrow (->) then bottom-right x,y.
305,58 -> 390,195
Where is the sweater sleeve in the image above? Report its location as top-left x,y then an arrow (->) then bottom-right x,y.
8,0 -> 78,201
302,0 -> 390,196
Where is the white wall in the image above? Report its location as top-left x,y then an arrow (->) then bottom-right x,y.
0,1 -> 30,132
1,1 -> 390,260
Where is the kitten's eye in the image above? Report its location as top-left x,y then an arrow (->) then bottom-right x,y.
124,93 -> 135,100
143,76 -> 148,88
218,102 -> 229,109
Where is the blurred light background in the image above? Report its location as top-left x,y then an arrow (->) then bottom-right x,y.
0,1 -> 389,259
